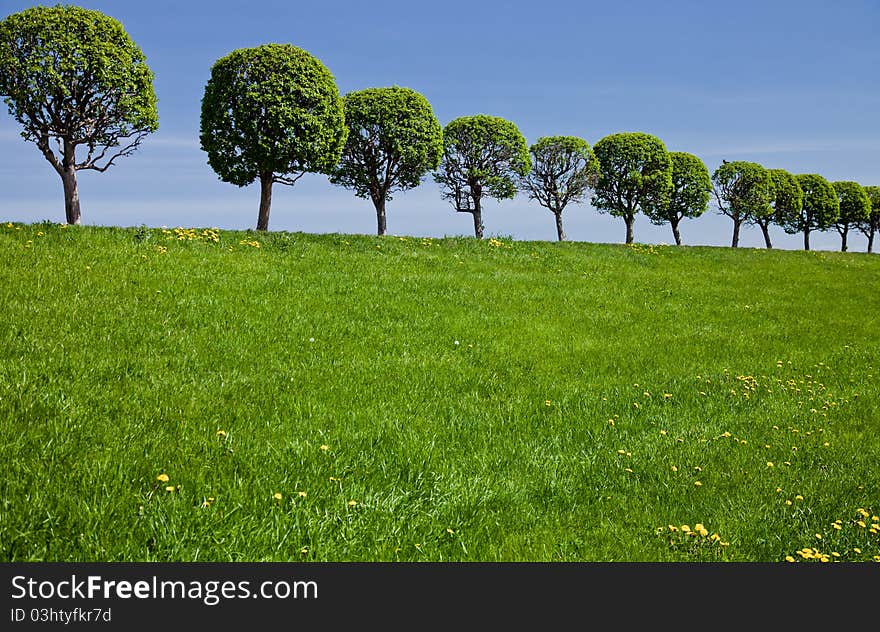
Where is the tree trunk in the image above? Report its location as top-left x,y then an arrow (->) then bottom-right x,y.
840,227 -> 848,252
804,229 -> 810,251
624,214 -> 634,244
869,229 -> 875,254
257,172 -> 273,231
760,222 -> 773,249
731,219 -> 741,248
373,195 -> 387,236
471,194 -> 484,239
60,167 -> 81,225
554,210 -> 566,242
671,218 -> 681,246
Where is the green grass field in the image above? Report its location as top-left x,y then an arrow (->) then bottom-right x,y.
1,221 -> 878,562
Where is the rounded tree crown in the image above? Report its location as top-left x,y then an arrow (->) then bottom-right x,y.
330,86 -> 443,198
832,181 -> 872,226
591,132 -> 673,217
0,5 -> 158,141
522,136 -> 600,211
435,114 -> 530,203
792,174 -> 840,231
199,43 -> 346,187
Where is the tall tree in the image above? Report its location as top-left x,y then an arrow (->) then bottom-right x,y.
711,161 -> 771,248
858,186 -> 879,253
777,174 -> 839,250
761,169 -> 803,249
591,132 -> 672,244
831,181 -> 871,252
520,136 -> 600,241
433,115 -> 530,239
644,151 -> 711,246
330,87 -> 443,236
0,5 -> 158,225
200,44 -> 346,231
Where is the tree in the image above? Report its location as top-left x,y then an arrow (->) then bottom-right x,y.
711,161 -> 771,248
433,115 -> 530,239
858,186 -> 879,253
591,132 -> 672,244
761,169 -> 803,249
777,174 -> 839,250
0,5 -> 158,225
831,181 -> 871,252
644,151 -> 711,246
200,44 -> 346,231
329,87 -> 442,236
519,136 -> 600,241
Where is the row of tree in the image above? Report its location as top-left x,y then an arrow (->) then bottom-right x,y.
1,6 -> 878,252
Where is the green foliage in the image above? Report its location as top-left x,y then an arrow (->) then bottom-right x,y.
778,175 -> 840,235
858,186 -> 880,237
767,169 -> 803,224
711,161 -> 771,222
646,151 -> 711,225
199,44 -> 346,187
591,132 -> 673,219
520,136 -> 600,213
433,115 -> 530,211
330,87 -> 443,203
0,5 -> 158,169
831,181 -> 871,231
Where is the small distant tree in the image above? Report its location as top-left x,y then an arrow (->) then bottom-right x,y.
330,87 -> 443,236
644,151 -> 711,246
711,161 -> 771,248
433,115 -> 530,239
831,181 -> 871,252
200,44 -> 347,231
761,169 -> 803,249
777,174 -> 839,250
858,186 -> 879,253
519,136 -> 600,241
591,132 -> 672,244
0,5 -> 158,225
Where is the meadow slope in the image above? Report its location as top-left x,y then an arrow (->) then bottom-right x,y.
1,222 -> 878,561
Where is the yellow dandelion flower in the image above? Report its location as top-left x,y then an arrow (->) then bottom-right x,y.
668,525 -> 678,532
608,419 -> 615,426
832,552 -> 840,558
853,548 -> 861,554
775,487 -> 782,493
856,508 -> 868,517
857,520 -> 866,528
663,393 -> 672,400
785,500 -> 792,506
710,533 -> 721,542
165,486 -> 175,493
216,430 -> 227,437
783,461 -> 791,466
698,528 -> 709,537
320,444 -> 329,451
680,525 -> 691,533
695,523 -> 705,531
544,400 -> 552,406
785,556 -> 795,563
156,473 -> 170,483
659,429 -> 667,435
795,495 -> 804,501
447,528 -> 455,535
694,481 -> 702,487
624,468 -> 633,473
721,431 -> 732,438
348,500 -> 358,507
822,442 -> 829,447
872,516 -> 879,522
300,547 -> 309,554
617,449 -> 627,455
273,493 -> 282,500
832,524 -> 842,530
671,465 -> 678,472
815,533 -> 822,540
767,462 -> 774,468
298,491 -> 307,498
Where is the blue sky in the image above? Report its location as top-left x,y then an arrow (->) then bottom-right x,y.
1,0 -> 878,250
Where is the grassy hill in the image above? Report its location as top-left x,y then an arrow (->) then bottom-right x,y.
1,222 -> 878,561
